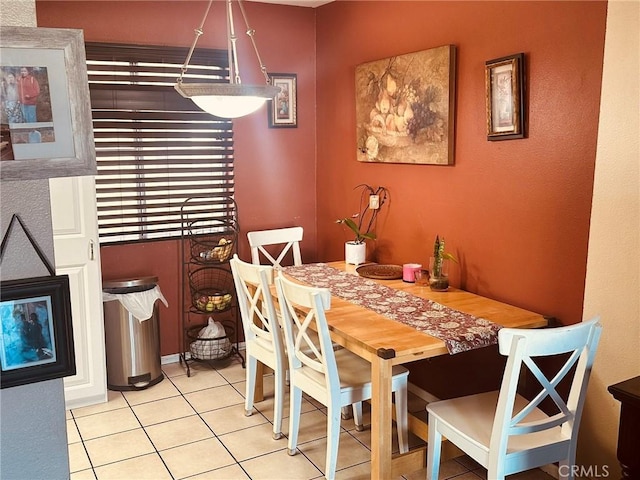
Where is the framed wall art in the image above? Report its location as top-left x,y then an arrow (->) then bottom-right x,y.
0,275 -> 75,389
355,45 -> 456,165
267,73 -> 297,128
485,53 -> 526,141
0,26 -> 96,181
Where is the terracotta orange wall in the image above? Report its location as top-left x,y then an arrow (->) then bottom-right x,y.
36,1 -> 317,355
316,1 -> 606,325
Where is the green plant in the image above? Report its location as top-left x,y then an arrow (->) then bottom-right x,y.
336,184 -> 389,244
431,235 -> 457,278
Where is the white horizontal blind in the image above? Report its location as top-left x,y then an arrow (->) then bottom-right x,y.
85,43 -> 236,244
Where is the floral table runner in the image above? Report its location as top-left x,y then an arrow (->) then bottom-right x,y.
282,263 -> 501,354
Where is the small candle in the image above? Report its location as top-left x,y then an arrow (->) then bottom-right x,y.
402,263 -> 422,283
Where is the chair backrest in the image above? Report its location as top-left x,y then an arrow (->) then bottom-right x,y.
247,227 -> 303,268
275,272 -> 337,392
490,317 -> 602,460
230,254 -> 284,356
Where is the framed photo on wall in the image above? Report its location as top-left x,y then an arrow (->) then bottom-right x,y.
268,73 -> 297,128
0,26 -> 96,180
0,275 -> 76,389
485,53 -> 526,141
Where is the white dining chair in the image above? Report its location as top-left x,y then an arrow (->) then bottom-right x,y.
230,254 -> 286,440
275,272 -> 409,480
426,317 -> 602,480
247,226 -> 360,425
247,226 -> 303,269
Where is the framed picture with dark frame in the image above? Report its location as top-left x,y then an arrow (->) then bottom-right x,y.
268,73 -> 297,128
0,275 -> 75,389
0,26 -> 96,180
485,53 -> 526,141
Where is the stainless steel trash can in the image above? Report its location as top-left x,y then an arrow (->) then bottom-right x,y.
102,276 -> 164,391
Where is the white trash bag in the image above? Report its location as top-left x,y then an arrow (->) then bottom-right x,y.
190,317 -> 231,360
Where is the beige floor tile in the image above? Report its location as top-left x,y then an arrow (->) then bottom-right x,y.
84,428 -> 155,466
93,452 -> 172,480
132,395 -> 196,426
201,403 -> 270,435
184,384 -> 244,413
121,378 -> 181,406
160,437 -> 236,479
298,431 -> 371,475
162,361 -> 189,378
287,409 -> 341,444
170,368 -> 228,393
188,463 -> 251,479
75,407 -> 140,440
66,409 -> 73,420
68,442 -> 92,473
71,390 -> 127,418
404,458 -> 470,480
334,461 -> 376,480
214,355 -> 248,384
145,415 -> 214,451
67,419 -> 81,444
219,422 -> 289,462
70,468 -> 97,480
240,448 -> 323,479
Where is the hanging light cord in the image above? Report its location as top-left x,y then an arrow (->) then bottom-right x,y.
177,0 -> 213,85
237,0 -> 271,85
177,0 -> 271,86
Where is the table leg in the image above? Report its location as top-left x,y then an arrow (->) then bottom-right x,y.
371,355 -> 393,480
254,360 -> 264,403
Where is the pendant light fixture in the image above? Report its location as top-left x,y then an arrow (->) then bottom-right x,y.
175,0 -> 280,118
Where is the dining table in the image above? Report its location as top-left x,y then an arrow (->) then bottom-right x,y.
263,261 -> 548,479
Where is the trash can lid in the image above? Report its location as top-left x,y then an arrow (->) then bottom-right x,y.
103,276 -> 158,290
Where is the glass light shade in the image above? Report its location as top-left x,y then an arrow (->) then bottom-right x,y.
175,82 -> 280,119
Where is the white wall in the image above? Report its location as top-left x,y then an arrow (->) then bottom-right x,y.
579,0 -> 640,476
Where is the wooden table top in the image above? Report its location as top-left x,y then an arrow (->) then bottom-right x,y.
305,262 -> 548,364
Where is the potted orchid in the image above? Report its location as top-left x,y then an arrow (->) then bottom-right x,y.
429,235 -> 457,291
336,184 -> 388,264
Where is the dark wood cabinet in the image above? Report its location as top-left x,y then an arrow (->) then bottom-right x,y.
608,376 -> 640,479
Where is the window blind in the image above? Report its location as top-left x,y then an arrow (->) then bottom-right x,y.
85,43 -> 236,244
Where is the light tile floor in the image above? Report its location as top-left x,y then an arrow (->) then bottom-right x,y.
67,355 -> 556,480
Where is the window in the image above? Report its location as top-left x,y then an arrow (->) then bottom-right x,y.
85,43 -> 236,244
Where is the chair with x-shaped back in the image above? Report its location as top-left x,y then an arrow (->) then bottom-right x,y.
426,317 -> 602,480
230,254 -> 286,440
276,272 -> 409,480
247,226 -> 303,269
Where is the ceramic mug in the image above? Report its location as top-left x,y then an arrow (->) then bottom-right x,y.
402,263 -> 422,283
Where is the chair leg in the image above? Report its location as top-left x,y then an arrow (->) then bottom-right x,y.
426,414 -> 442,480
394,389 -> 409,454
325,404 -> 341,480
352,402 -> 364,431
244,355 -> 257,417
287,386 -> 302,456
272,364 -> 285,440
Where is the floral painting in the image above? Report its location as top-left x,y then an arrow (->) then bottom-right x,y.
355,45 -> 456,165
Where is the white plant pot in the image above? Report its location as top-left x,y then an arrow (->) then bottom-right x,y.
345,241 -> 366,265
